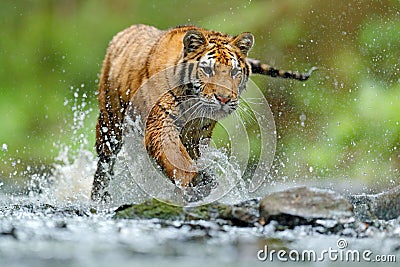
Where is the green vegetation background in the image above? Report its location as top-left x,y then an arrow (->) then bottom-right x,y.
0,0 -> 399,191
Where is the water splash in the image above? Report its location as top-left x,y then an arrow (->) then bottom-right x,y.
41,148 -> 96,204
24,85 -> 97,207
118,116 -> 248,207
19,77 -> 276,209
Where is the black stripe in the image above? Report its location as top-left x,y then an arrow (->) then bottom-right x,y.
186,83 -> 194,96
194,62 -> 200,80
244,63 -> 249,77
169,90 -> 178,99
187,50 -> 204,61
188,62 -> 194,80
179,64 -> 186,84
207,50 -> 216,56
187,63 -> 194,83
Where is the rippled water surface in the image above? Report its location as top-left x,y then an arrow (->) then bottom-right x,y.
0,194 -> 264,267
1,189 -> 399,267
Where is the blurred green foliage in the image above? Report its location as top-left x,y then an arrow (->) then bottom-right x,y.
0,0 -> 399,190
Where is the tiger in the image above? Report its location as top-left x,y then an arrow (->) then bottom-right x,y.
91,24 -> 311,202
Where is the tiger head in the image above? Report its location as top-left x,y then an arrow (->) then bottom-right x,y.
181,29 -> 254,118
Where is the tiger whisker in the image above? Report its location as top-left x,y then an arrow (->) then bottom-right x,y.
174,101 -> 203,122
236,104 -> 258,125
241,97 -> 264,105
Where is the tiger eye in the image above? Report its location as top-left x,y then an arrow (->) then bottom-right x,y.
230,68 -> 241,77
202,66 -> 213,76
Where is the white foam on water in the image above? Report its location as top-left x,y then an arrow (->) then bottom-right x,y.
42,148 -> 96,204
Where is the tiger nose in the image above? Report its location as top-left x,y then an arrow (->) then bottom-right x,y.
214,93 -> 231,105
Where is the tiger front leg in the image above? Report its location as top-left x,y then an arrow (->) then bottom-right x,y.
145,107 -> 198,187
145,105 -> 217,202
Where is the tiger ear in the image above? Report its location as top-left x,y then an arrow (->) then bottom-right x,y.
232,32 -> 254,56
183,30 -> 207,56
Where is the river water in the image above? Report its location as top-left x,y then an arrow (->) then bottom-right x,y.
0,192 -> 275,267
1,193 -> 399,267
1,171 -> 399,267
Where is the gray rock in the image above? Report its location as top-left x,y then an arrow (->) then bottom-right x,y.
259,186 -> 354,226
113,198 -> 259,226
350,185 -> 400,221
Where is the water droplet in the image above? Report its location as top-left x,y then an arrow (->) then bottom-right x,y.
300,114 -> 306,127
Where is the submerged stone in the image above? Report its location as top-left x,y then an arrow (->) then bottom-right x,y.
113,198 -> 257,226
113,199 -> 185,220
259,186 -> 354,226
113,186 -> 397,232
350,185 -> 400,221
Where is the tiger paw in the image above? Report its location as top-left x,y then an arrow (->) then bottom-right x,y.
181,171 -> 218,202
